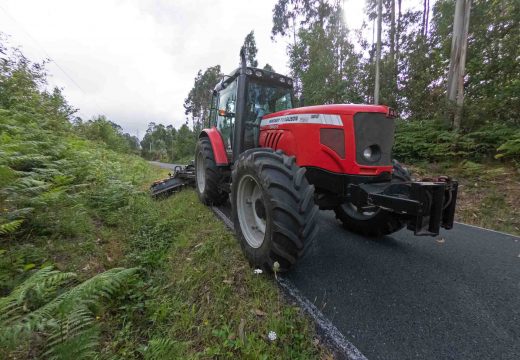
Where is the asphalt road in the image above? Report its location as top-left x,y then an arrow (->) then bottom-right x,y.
214,203 -> 519,360
149,161 -> 185,170
286,211 -> 520,360
149,162 -> 519,359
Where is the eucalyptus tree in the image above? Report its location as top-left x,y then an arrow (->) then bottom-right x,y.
241,31 -> 259,67
183,65 -> 223,133
271,0 -> 363,104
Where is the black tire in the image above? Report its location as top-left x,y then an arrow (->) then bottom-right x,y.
334,160 -> 412,237
231,149 -> 319,272
194,137 -> 227,205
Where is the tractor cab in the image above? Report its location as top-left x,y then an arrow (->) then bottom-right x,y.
209,65 -> 295,162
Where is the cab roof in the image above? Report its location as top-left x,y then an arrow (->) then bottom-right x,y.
214,67 -> 293,93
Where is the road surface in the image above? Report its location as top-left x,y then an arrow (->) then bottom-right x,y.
149,161 -> 185,170
149,162 -> 520,359
214,203 -> 520,360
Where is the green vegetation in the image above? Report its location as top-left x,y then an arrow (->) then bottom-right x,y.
140,122 -> 196,163
394,120 -> 520,163
0,41 -> 326,358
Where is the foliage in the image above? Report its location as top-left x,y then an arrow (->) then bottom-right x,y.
272,0 -> 363,101
74,115 -> 140,154
496,134 -> 520,160
431,0 -> 520,128
393,120 -> 520,162
183,65 -> 222,132
0,266 -> 139,359
241,30 -> 259,67
140,122 -> 195,162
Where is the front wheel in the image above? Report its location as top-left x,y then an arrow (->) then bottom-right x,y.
334,160 -> 412,237
231,149 -> 319,272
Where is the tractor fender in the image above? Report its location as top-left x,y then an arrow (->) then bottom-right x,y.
199,128 -> 229,166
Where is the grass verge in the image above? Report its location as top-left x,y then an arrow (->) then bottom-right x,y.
1,155 -> 329,359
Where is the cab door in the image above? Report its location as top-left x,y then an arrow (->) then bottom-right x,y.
214,79 -> 237,157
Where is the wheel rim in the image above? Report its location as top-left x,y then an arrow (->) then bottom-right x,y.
196,152 -> 206,194
236,174 -> 266,248
341,202 -> 379,220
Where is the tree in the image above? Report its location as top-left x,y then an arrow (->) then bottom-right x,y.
430,0 -> 519,129
272,0 -> 363,104
263,63 -> 275,72
183,65 -> 222,133
241,31 -> 259,67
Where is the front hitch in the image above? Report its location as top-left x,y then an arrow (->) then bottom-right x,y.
347,178 -> 458,236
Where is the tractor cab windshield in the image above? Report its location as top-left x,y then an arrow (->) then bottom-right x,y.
245,80 -> 293,148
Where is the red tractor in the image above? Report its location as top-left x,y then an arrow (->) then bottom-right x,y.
195,51 -> 458,272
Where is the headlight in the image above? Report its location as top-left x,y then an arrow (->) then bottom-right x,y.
362,145 -> 381,162
363,147 -> 372,159
255,70 -> 263,77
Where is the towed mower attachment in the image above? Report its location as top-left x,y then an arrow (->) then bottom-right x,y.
150,162 -> 195,198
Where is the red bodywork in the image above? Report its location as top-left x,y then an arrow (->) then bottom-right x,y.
259,104 -> 393,176
201,104 -> 394,176
199,127 -> 229,166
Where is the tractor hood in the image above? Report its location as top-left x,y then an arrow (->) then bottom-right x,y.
258,103 -> 397,176
262,104 -> 392,121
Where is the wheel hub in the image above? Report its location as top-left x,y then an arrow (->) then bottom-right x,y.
236,175 -> 266,248
254,198 -> 266,220
196,152 -> 205,194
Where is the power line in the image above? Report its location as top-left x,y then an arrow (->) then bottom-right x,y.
0,4 -> 106,118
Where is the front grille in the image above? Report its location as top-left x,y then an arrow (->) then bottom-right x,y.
354,112 -> 395,166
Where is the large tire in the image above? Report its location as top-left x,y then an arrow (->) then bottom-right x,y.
231,149 -> 319,272
195,137 -> 227,205
334,160 -> 412,237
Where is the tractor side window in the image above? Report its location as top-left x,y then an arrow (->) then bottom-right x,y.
210,93 -> 218,127
217,80 -> 237,151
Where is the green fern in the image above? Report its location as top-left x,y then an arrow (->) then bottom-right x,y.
0,219 -> 23,235
143,337 -> 182,360
0,266 -> 140,359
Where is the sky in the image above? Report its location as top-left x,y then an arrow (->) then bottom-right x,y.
0,0 -> 366,137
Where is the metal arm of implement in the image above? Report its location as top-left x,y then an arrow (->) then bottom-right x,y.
347,179 -> 458,236
150,163 -> 196,197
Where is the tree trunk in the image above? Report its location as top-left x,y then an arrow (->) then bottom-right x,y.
453,0 -> 471,130
422,0 -> 427,36
425,0 -> 430,35
447,0 -> 471,130
374,0 -> 382,105
390,0 -> 396,61
395,0 -> 401,96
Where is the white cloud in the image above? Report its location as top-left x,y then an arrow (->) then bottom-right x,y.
0,0 -> 292,136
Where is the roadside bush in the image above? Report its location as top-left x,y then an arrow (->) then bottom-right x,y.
393,120 -> 519,162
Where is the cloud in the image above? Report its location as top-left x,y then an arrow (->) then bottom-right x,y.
1,0 -> 291,136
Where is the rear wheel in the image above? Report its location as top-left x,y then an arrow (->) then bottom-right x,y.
195,137 -> 227,205
231,149 -> 319,272
334,160 -> 412,237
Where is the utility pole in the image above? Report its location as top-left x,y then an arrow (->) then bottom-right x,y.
374,0 -> 382,105
446,0 -> 471,130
